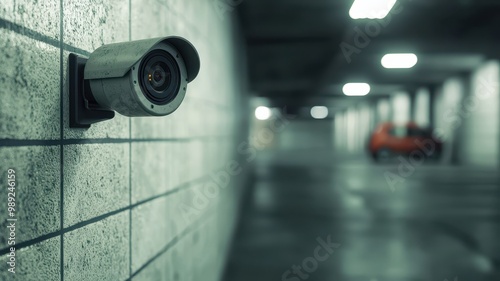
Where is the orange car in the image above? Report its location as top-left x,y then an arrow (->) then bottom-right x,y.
368,122 -> 443,161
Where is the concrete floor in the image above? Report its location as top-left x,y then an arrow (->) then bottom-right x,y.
223,148 -> 500,281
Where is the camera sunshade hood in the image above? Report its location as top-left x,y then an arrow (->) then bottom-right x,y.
84,36 -> 200,82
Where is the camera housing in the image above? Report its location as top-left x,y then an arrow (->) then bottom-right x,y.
68,36 -> 200,128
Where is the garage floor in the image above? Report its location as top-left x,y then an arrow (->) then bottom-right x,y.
223,148 -> 500,281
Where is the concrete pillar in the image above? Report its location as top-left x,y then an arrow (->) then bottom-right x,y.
376,98 -> 391,124
460,60 -> 500,166
432,77 -> 466,164
413,88 -> 431,128
391,92 -> 411,125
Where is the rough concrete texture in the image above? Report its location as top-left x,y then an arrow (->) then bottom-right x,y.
0,0 -> 59,39
0,146 -> 60,248
64,212 -> 129,281
0,0 -> 247,279
0,236 -> 60,281
63,144 -> 129,227
177,182 -> 214,230
129,91 -> 205,140
168,191 -> 185,238
132,248 -> 172,281
131,196 -> 176,273
168,142 -> 185,189
63,0 -> 129,53
131,0 -> 176,41
168,97 -> 194,139
0,29 -> 60,140
187,139 -> 207,180
131,142 -> 172,203
167,220 -> 223,281
131,116 -> 173,139
179,98 -> 209,138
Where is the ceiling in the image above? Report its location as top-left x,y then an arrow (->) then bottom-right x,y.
237,0 -> 500,109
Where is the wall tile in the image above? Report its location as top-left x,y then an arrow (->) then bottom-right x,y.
131,196 -> 175,273
130,0 -> 173,40
63,0 -> 129,53
0,30 -> 60,140
0,0 -> 59,39
63,144 -> 129,227
0,0 -> 247,280
131,142 -> 172,204
64,212 -> 129,281
132,248 -> 172,281
0,146 -> 59,248
0,236 -> 60,281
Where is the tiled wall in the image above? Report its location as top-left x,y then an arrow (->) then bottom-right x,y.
0,0 -> 250,280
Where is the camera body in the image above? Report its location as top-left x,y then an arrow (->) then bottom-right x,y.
68,36 -> 200,127
84,36 -> 200,117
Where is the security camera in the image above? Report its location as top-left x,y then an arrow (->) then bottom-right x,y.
68,36 -> 200,128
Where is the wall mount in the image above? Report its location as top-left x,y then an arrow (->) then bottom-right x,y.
68,53 -> 115,128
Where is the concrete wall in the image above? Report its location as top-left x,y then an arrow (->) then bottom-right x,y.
0,0 -> 249,280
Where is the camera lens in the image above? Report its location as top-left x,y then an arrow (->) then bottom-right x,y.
150,63 -> 170,91
139,50 -> 181,105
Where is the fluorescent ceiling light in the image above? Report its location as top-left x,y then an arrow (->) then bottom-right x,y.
255,106 -> 272,120
311,106 -> 329,119
349,0 -> 398,19
343,83 -> 371,96
381,53 -> 418,68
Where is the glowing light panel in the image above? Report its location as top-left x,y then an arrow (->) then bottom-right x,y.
343,83 -> 371,96
381,53 -> 418,68
311,106 -> 329,119
349,0 -> 398,19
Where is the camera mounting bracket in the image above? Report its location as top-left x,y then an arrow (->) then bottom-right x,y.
68,53 -> 115,128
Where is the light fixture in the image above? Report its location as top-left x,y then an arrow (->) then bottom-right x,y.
255,106 -> 272,120
349,0 -> 398,19
343,83 -> 371,96
311,106 -> 328,119
381,53 -> 418,68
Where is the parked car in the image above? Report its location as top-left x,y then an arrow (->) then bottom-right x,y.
368,122 -> 443,161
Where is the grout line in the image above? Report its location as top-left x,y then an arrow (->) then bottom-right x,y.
128,236 -> 178,280
0,174 -> 207,256
128,213 -> 214,280
59,0 -> 65,280
0,136 -> 232,147
1,230 -> 62,255
128,2 -> 133,277
129,177 -> 204,210
129,124 -> 132,279
0,17 -> 90,56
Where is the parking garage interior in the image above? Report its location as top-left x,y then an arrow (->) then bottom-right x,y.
227,1 -> 500,280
